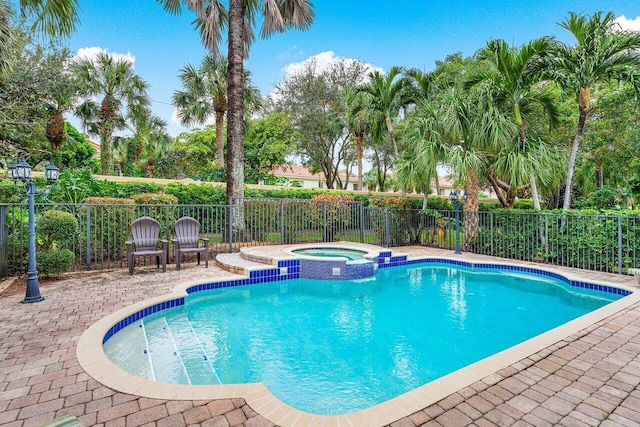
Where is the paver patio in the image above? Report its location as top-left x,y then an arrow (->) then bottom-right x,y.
1,247 -> 639,427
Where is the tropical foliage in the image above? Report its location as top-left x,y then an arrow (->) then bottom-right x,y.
2,6 -> 639,229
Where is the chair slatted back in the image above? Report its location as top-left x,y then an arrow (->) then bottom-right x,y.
131,217 -> 161,251
174,217 -> 200,248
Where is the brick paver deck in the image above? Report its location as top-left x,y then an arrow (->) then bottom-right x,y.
1,247 -> 639,426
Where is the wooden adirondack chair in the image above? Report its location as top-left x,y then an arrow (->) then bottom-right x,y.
126,217 -> 168,275
173,216 -> 209,270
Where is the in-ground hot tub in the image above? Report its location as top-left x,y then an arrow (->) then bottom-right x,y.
284,244 -> 383,280
290,247 -> 368,260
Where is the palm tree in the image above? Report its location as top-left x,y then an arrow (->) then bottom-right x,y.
343,89 -> 369,190
72,52 -> 151,175
173,55 -> 262,169
173,55 -> 228,168
40,47 -> 82,165
157,0 -> 314,234
358,66 -> 411,159
544,11 -> 640,211
466,38 -> 559,209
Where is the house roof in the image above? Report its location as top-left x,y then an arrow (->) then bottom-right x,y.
273,165 -> 356,181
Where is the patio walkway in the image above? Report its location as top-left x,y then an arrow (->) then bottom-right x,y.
0,247 -> 639,427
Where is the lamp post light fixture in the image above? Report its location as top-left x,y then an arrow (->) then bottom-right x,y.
450,190 -> 469,255
8,158 -> 59,303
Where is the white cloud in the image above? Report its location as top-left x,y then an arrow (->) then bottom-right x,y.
614,15 -> 640,32
267,51 -> 384,101
281,51 -> 383,81
73,47 -> 136,67
276,46 -> 305,61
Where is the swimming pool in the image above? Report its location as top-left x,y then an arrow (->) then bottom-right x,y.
102,261 -> 626,415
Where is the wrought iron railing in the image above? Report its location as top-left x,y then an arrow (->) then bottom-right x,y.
1,199 -> 638,277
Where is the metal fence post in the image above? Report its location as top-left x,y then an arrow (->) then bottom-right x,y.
618,216 -> 623,274
490,212 -> 494,256
323,201 -> 327,242
0,205 -> 7,279
385,208 -> 391,247
280,199 -> 285,245
85,205 -> 91,270
228,201 -> 233,253
360,202 -> 365,243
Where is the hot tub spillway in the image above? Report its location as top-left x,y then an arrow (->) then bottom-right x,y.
298,257 -> 377,280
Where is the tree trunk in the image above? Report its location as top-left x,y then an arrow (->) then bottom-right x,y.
46,111 -> 65,152
227,0 -> 246,240
356,132 -> 363,190
99,96 -> 118,175
215,109 -> 225,169
531,173 -> 541,210
563,91 -> 589,211
385,116 -> 405,197
385,116 -> 398,158
463,168 -> 479,250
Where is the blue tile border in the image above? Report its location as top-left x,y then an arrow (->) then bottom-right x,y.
103,255 -> 631,345
102,297 -> 186,344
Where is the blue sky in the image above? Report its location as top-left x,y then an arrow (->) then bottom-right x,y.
53,1 -> 640,136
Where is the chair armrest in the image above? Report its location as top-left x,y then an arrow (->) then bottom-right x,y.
126,241 -> 133,253
171,238 -> 180,249
160,239 -> 169,251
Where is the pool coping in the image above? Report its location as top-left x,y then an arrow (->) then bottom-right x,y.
76,254 -> 640,427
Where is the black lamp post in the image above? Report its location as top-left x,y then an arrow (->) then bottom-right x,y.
8,158 -> 59,303
449,190 -> 468,255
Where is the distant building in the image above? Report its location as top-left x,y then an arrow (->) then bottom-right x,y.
269,165 -> 361,191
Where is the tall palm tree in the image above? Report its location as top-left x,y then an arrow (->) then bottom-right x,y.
173,55 -> 228,168
72,52 -> 151,175
544,11 -> 640,211
358,66 -> 411,159
466,38 -> 559,209
157,0 -> 314,232
343,89 -> 369,190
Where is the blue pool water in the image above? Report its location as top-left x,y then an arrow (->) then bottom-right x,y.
104,263 -> 623,415
291,247 -> 368,260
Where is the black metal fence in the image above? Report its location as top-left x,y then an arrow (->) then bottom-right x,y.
0,199 -> 638,278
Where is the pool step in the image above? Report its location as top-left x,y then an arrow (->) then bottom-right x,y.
143,318 -> 191,385
103,320 -> 155,381
165,315 -> 221,384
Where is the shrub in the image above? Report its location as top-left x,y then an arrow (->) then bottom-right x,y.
37,249 -> 75,277
165,183 -> 226,205
133,193 -> 178,205
310,194 -> 354,242
37,210 -> 79,250
49,170 -> 101,204
0,179 -> 21,203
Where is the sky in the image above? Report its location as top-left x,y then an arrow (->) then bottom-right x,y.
35,1 -> 640,137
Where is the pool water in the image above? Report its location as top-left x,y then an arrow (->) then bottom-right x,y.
104,263 -> 622,415
291,247 -> 368,260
